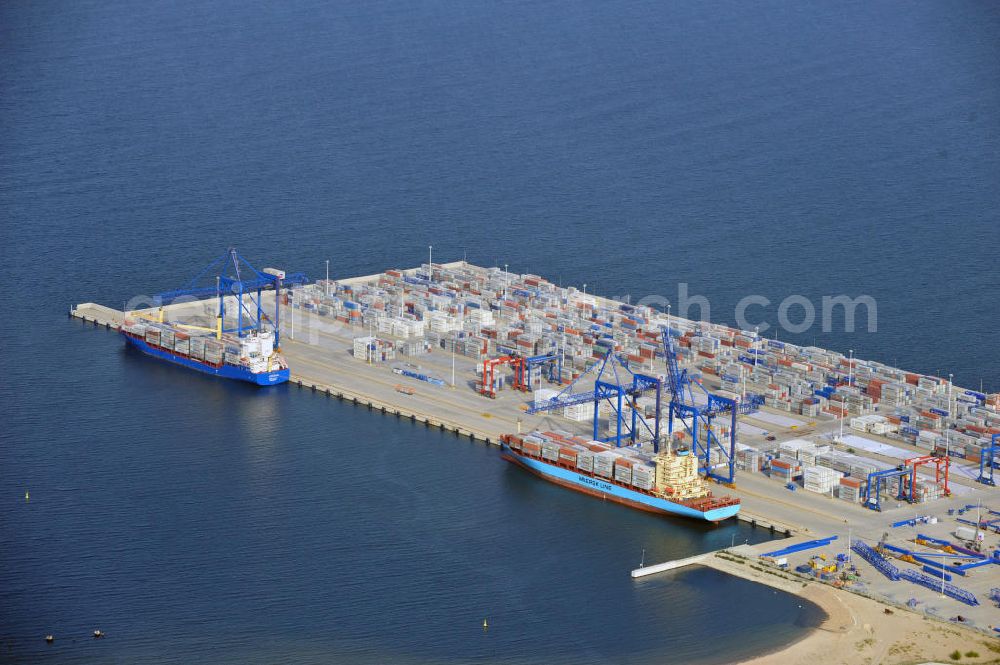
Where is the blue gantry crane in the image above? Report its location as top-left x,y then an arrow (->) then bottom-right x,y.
155,248 -> 307,347
523,353 -> 563,390
661,327 -> 764,484
863,466 -> 912,511
977,433 -> 999,487
525,348 -> 663,449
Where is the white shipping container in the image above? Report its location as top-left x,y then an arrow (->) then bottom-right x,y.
632,473 -> 654,490
563,401 -> 595,422
614,465 -> 632,485
839,486 -> 860,503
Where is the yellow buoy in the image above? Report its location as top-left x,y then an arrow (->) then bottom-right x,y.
25,490 -> 29,503
482,618 -> 488,630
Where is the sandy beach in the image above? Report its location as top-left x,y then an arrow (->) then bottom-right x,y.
700,554 -> 1000,665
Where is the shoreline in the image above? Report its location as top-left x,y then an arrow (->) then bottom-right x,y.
701,553 -> 998,665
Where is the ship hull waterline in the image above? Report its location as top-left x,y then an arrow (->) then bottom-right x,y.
502,444 -> 740,523
123,334 -> 289,386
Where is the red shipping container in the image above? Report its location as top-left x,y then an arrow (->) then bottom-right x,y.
558,447 -> 578,462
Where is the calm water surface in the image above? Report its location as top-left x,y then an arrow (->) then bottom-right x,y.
2,0 -> 997,662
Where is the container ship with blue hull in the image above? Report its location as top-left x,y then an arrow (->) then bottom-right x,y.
121,319 -> 289,386
501,431 -> 740,522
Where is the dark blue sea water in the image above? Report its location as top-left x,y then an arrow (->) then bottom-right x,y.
2,0 -> 998,663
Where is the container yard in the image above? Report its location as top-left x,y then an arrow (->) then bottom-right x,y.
72,257 -> 1000,634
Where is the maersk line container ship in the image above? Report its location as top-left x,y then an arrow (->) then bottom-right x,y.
121,320 -> 289,386
501,431 -> 740,522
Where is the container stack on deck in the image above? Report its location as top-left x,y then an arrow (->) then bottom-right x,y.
286,262 -> 1000,464
123,320 -> 228,363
